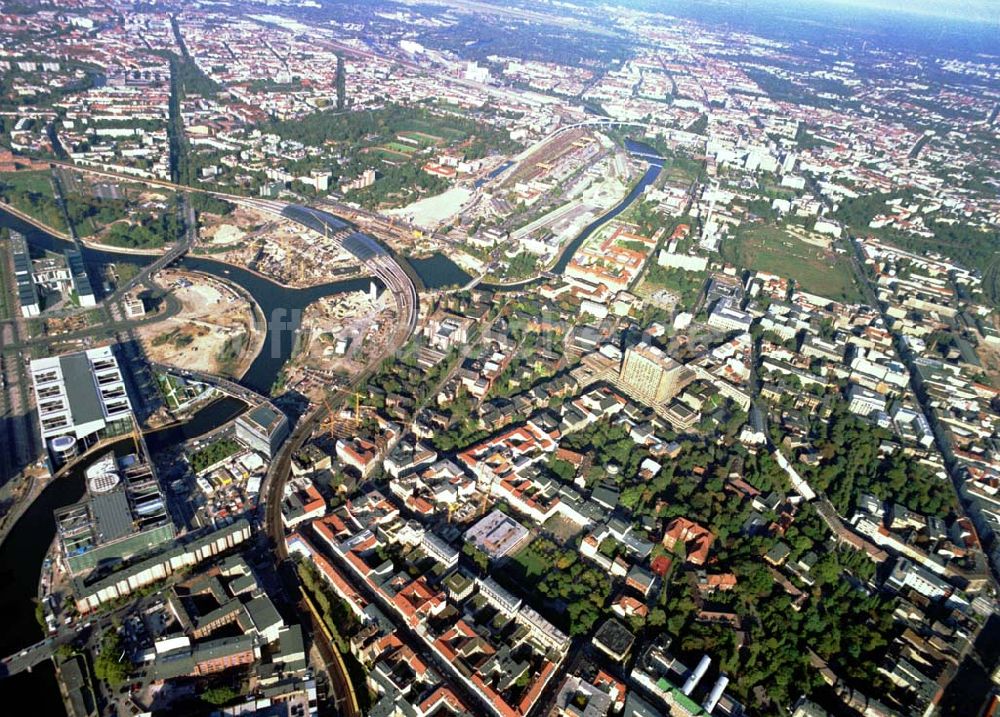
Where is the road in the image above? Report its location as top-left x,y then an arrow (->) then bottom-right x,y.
3,161 -> 420,711
843,235 -> 998,591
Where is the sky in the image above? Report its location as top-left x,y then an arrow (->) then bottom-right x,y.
806,0 -> 999,23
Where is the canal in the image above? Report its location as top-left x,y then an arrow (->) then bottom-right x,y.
551,142 -> 663,274
480,137 -> 665,291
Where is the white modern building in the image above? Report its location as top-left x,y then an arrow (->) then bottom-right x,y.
707,298 -> 753,333
30,346 -> 133,456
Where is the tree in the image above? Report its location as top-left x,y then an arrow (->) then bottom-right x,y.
462,542 -> 489,573
202,687 -> 238,706
93,631 -> 131,688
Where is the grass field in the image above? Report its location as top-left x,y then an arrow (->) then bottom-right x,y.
397,130 -> 443,147
382,141 -> 418,154
398,119 -> 464,142
724,225 -> 863,302
369,147 -> 410,161
0,170 -> 53,195
660,154 -> 704,185
0,171 -> 68,233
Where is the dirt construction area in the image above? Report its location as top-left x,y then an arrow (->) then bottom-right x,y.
137,269 -> 261,377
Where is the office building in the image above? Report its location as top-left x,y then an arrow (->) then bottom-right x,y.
30,346 -> 133,455
73,519 -> 252,614
65,247 -> 96,307
236,403 -> 290,459
55,449 -> 174,575
11,231 -> 39,317
847,385 -> 888,417
619,342 -> 692,406
707,297 -> 753,333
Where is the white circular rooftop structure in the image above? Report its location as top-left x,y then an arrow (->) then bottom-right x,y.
86,453 -> 121,493
51,435 -> 76,452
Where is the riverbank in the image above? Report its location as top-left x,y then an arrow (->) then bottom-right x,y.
136,268 -> 262,379
79,235 -> 168,256
479,157 -> 663,290
0,394 -> 250,716
0,200 -> 72,241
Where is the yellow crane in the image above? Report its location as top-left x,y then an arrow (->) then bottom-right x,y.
325,387 -> 365,427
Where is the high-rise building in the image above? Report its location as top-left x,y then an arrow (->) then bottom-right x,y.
10,231 -> 39,317
618,342 -> 691,405
236,403 -> 290,459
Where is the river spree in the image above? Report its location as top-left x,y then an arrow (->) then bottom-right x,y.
0,208 -> 375,395
0,391 -> 248,714
0,438 -> 132,713
407,252 -> 471,289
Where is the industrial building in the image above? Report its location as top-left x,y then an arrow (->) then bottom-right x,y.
236,403 -> 290,459
55,449 -> 174,576
30,345 -> 134,458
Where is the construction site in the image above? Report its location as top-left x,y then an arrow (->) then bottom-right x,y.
199,208 -> 365,288
136,269 -> 261,378
277,283 -> 397,403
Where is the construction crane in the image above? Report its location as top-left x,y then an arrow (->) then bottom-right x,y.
324,386 -> 365,429
322,397 -> 338,436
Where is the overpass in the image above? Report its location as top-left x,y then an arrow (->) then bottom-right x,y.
149,363 -> 271,406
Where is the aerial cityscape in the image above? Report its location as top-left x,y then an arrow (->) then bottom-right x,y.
0,0 -> 997,716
